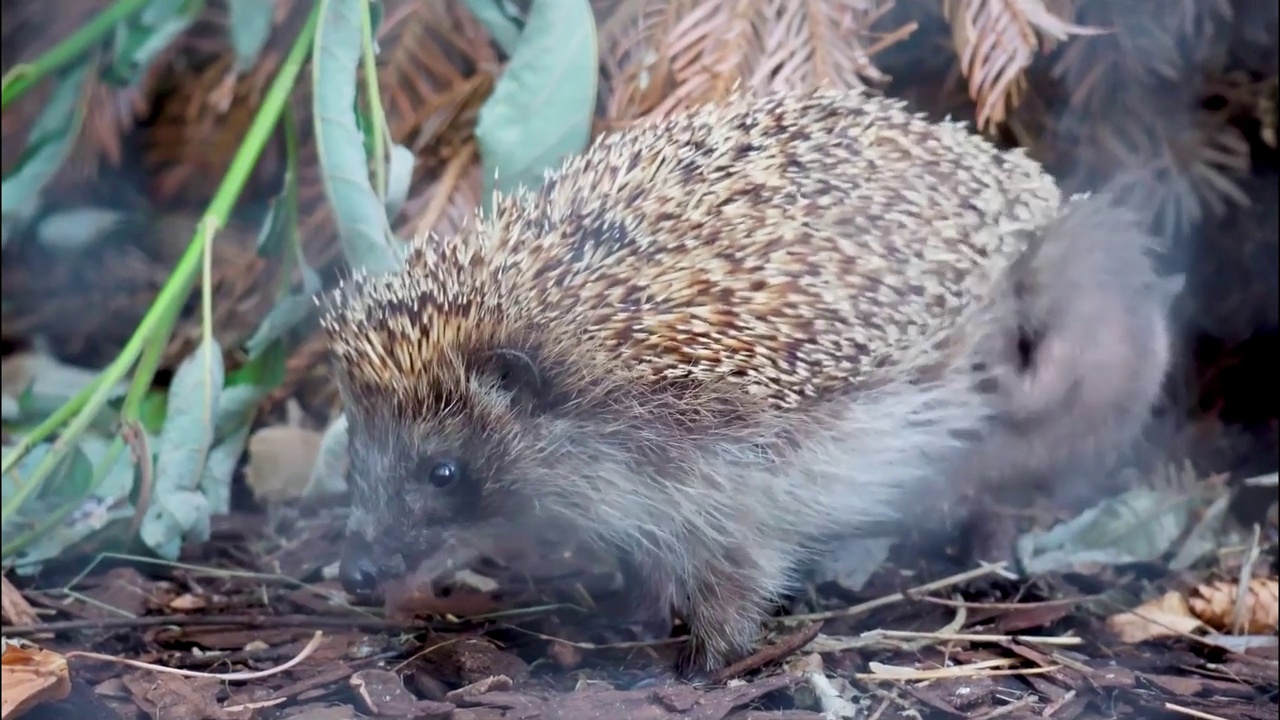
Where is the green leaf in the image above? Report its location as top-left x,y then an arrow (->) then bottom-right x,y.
34,206 -> 129,251
212,383 -> 267,442
1,60 -> 93,248
8,444 -> 132,571
201,424 -> 249,515
139,389 -> 169,434
139,337 -> 224,559
460,0 -> 523,55
229,336 -> 288,389
243,265 -> 322,358
384,143 -> 415,221
307,413 -> 350,497
1014,487 -> 1200,575
108,0 -> 206,85
312,0 -> 401,275
470,0 -> 598,201
227,0 -> 277,71
245,104 -> 320,359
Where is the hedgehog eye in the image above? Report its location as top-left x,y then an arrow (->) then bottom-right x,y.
426,459 -> 461,488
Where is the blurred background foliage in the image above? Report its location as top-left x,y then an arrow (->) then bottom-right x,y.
0,0 -> 1275,569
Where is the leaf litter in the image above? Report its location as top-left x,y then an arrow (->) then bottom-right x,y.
1,0 -> 1278,718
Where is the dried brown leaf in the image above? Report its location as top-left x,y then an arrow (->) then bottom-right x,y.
243,425 -> 326,505
0,642 -> 71,720
0,576 -> 39,627
1106,591 -> 1207,643
1188,578 -> 1280,635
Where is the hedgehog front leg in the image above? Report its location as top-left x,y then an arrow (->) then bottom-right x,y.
674,546 -> 781,678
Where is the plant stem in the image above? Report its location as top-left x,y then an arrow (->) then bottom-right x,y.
0,0 -> 151,110
360,0 -> 388,201
0,2 -> 324,544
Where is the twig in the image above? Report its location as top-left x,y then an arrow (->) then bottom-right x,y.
709,621 -> 823,683
1163,703 -> 1230,720
1,612 -> 412,637
1041,689 -> 1079,717
67,631 -> 323,681
498,623 -> 684,650
412,142 -> 476,239
861,629 -> 1082,646
970,694 -> 1036,720
854,664 -> 1062,681
120,419 -> 153,543
1232,523 -> 1262,635
775,562 -> 1009,625
918,595 -> 1093,611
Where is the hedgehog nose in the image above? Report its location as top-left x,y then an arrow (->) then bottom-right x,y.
339,535 -> 386,597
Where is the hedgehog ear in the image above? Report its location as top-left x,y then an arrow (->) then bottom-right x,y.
482,348 -> 552,411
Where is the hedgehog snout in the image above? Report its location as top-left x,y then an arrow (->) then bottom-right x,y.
338,533 -> 407,598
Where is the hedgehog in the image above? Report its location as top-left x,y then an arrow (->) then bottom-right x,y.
318,88 -> 1177,676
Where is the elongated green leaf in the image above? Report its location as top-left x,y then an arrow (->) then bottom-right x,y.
244,265 -> 322,357
34,206 -> 129,251
139,337 -> 224,559
245,103 -> 321,358
384,143 -> 415,220
460,0 -> 522,54
201,425 -> 249,515
228,0 -> 277,71
108,0 -> 206,84
312,0 -> 400,274
470,0 -> 598,200
1,60 -> 92,248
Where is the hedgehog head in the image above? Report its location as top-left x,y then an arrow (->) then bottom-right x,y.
316,233 -> 706,593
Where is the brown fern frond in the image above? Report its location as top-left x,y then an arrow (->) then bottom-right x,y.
942,0 -> 1101,131
601,0 -> 906,126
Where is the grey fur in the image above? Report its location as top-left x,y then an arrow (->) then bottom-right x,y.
958,192 -> 1182,492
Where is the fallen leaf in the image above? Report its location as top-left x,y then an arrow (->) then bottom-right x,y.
0,641 -> 71,719
168,593 -> 207,612
1188,578 -> 1279,635
1015,487 -> 1201,574
1106,591 -> 1206,643
243,425 -> 324,504
0,575 -> 40,626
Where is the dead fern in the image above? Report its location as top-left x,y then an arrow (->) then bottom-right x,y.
942,0 -> 1100,131
599,0 -> 907,126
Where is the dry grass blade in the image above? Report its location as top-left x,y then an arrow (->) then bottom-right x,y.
601,0 -> 905,125
944,0 -> 1101,130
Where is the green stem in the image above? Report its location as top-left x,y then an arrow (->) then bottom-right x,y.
1,382 -> 98,477
0,2 -> 323,541
0,0 -> 151,110
359,0 -> 387,200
